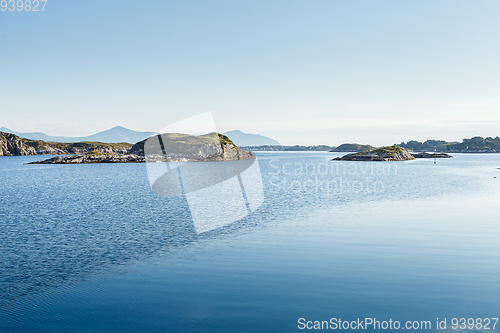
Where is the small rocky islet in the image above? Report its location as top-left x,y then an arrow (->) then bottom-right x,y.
331,145 -> 452,161
411,152 -> 452,158
31,154 -> 145,164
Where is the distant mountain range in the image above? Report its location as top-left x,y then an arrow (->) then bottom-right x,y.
2,125 -> 499,153
0,126 -> 280,146
222,130 -> 280,146
0,126 -> 155,144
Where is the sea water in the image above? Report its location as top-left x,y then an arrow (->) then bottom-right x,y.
1,152 -> 499,332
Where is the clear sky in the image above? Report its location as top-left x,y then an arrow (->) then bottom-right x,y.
1,0 -> 500,145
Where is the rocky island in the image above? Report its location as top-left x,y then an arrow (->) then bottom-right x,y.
411,152 -> 452,158
330,143 -> 374,152
30,154 -> 146,164
332,145 -> 416,161
27,132 -> 254,164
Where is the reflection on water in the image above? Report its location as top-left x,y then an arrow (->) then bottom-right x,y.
0,158 -> 197,307
0,153 -> 499,331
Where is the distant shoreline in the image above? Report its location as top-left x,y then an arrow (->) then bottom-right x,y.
3,129 -> 500,156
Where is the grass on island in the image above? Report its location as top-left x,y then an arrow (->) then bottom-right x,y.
22,139 -> 132,151
371,145 -> 405,155
333,143 -> 374,152
138,132 -> 240,154
354,145 -> 405,156
88,150 -> 114,156
217,133 -> 240,149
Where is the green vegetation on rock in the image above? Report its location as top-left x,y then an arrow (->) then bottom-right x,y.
332,145 -> 414,161
131,132 -> 241,155
1,131 -> 132,156
217,133 -> 240,149
23,139 -> 131,151
369,145 -> 405,155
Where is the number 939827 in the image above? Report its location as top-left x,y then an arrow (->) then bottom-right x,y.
1,0 -> 47,11
451,318 -> 498,330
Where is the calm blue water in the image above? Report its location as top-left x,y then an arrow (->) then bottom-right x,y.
1,152 -> 500,332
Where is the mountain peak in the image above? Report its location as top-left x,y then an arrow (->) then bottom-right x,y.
222,130 -> 280,146
109,126 -> 129,130
0,126 -> 155,144
225,130 -> 244,135
0,127 -> 15,133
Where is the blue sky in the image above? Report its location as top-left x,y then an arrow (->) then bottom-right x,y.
1,0 -> 500,145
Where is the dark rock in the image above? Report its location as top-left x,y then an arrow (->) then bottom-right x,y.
411,152 -> 453,158
28,154 -> 145,164
1,131 -> 131,156
0,132 -> 37,156
132,132 -> 255,162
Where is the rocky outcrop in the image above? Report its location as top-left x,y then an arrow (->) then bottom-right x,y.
27,132 -> 255,164
0,132 -> 37,156
330,143 -> 374,152
0,131 -> 131,156
132,132 -> 255,162
29,154 -> 144,164
411,152 -> 452,158
332,145 -> 415,161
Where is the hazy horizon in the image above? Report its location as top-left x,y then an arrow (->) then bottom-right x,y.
2,124 -> 495,147
2,1 -> 500,146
